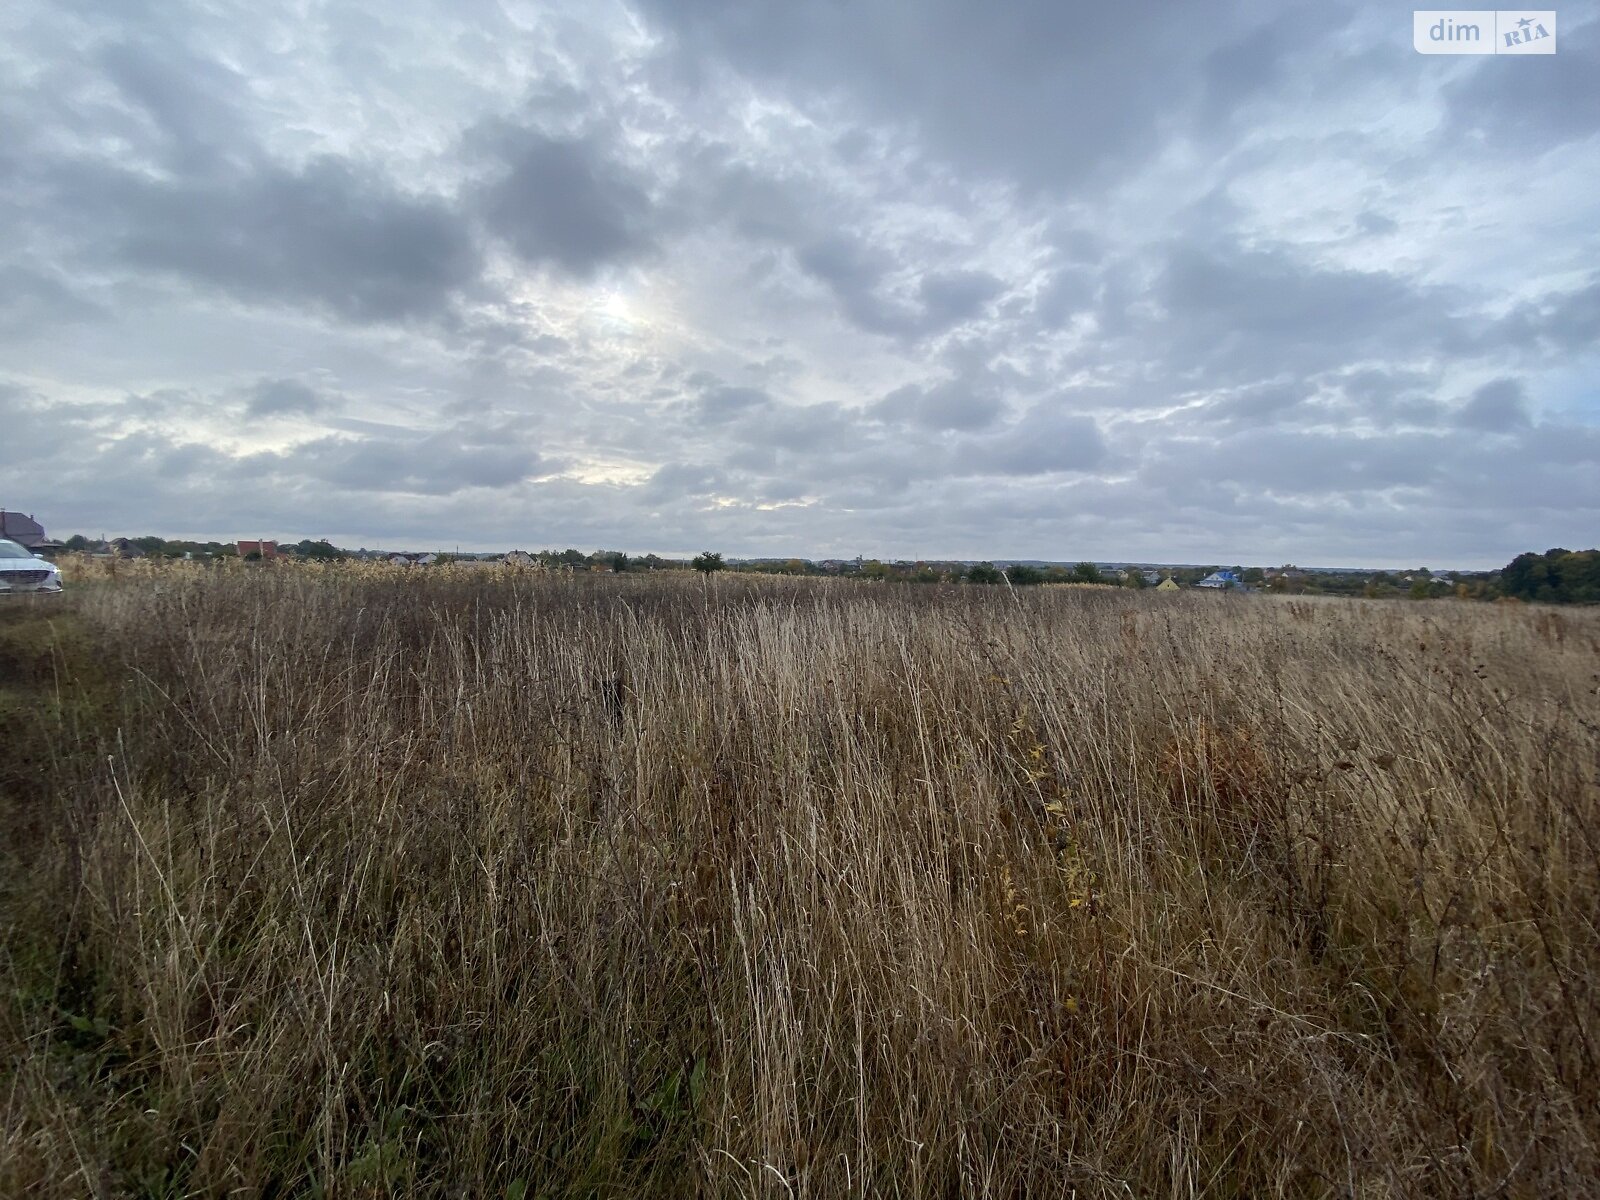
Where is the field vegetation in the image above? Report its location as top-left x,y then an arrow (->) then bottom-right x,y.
2,565 -> 1598,1196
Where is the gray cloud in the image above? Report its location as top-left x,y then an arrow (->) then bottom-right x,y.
1199,8 -> 1353,125
963,403 -> 1107,476
1033,268 -> 1097,326
246,379 -> 331,419
644,461 -> 726,501
635,1 -> 1294,189
96,36 -> 250,172
795,234 -> 916,337
1441,18 -> 1600,150
874,380 -> 1005,432
692,384 -> 773,425
1455,378 -> 1531,433
917,270 -> 1005,330
1354,211 -> 1398,237
1149,427 -> 1451,499
256,426 -> 547,496
1159,243 -> 1455,365
1200,382 -> 1309,425
0,382 -> 79,460
0,0 -> 1594,565
0,266 -> 105,337
54,157 -> 481,322
1499,274 -> 1600,354
478,129 -> 655,275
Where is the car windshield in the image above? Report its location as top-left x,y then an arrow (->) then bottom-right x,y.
0,538 -> 38,560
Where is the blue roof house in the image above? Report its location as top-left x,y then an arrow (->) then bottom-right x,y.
1195,569 -> 1242,589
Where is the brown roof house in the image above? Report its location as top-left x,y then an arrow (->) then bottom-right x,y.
237,540 -> 279,560
0,510 -> 47,549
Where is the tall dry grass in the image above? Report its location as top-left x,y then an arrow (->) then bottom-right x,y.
2,569 -> 1598,1197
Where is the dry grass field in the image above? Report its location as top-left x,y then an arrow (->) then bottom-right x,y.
2,566 -> 1598,1197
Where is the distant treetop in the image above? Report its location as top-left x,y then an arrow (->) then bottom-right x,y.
1499,548 -> 1599,604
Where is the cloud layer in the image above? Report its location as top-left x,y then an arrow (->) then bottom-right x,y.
2,0 -> 1596,565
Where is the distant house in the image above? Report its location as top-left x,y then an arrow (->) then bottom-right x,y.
237,540 -> 278,560
0,510 -> 47,549
387,554 -> 412,566
1195,569 -> 1241,590
502,550 -> 536,568
414,553 -> 439,566
1156,577 -> 1180,592
110,537 -> 146,559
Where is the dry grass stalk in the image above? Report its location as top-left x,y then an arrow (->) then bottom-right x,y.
1,570 -> 1597,1196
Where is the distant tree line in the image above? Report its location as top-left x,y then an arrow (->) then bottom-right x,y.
736,558 -> 1118,585
54,535 -> 1596,603
1498,548 -> 1600,604
62,534 -> 241,558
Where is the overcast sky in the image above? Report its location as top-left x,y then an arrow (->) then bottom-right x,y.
2,1 -> 1596,565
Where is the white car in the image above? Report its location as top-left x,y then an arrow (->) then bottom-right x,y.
0,537 -> 62,594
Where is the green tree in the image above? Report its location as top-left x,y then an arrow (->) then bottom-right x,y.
1499,547 -> 1599,604
1071,562 -> 1102,584
294,539 -> 345,561
1123,568 -> 1147,589
1565,551 -> 1600,603
966,562 -> 1002,584
1006,565 -> 1045,586
691,551 -> 725,576
1265,566 -> 1304,594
